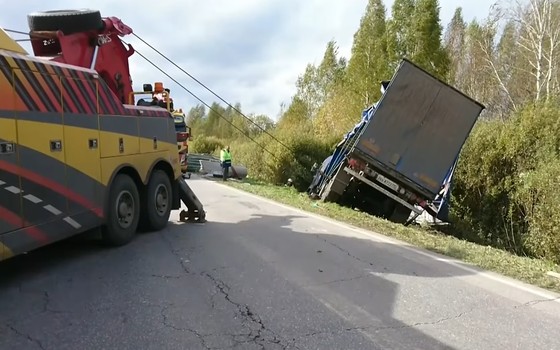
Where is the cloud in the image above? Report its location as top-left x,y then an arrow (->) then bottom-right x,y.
3,1 -> 491,120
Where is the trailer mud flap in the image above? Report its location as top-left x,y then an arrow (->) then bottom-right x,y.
177,179 -> 206,223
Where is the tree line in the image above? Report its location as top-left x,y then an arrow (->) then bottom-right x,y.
186,0 -> 560,264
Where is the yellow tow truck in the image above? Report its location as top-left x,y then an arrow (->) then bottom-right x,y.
0,9 -> 205,262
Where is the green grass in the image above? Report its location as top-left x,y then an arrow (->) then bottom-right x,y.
225,179 -> 560,293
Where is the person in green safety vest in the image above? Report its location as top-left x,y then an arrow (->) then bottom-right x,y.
220,146 -> 232,181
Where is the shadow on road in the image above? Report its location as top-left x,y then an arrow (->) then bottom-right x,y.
0,212 -> 477,349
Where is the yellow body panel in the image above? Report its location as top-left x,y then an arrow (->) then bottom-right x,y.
100,132 -> 141,158
11,119 -> 179,186
64,125 -> 102,183
0,117 -> 17,141
17,120 -> 66,164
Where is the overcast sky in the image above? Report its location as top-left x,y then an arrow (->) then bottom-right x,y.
2,0 -> 495,120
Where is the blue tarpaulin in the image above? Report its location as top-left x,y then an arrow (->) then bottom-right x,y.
318,103 -> 378,184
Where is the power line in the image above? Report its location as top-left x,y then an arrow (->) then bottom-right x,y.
123,40 -> 285,163
131,33 -> 298,156
5,28 -> 298,160
4,27 -> 314,183
126,38 -> 320,186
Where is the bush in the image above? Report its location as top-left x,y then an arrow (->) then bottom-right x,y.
451,102 -> 560,262
229,129 -> 337,191
190,135 -> 225,154
516,159 -> 560,263
228,135 -> 268,180
263,132 -> 336,191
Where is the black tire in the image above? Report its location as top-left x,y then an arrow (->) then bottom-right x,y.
141,170 -> 172,231
28,9 -> 104,34
101,174 -> 140,246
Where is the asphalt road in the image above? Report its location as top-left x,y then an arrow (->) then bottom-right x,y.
1,177 -> 560,350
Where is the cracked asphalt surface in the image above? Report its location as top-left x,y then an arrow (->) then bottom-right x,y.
1,177 -> 560,350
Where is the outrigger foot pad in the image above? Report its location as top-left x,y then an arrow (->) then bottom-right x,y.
179,209 -> 206,223
178,179 -> 207,224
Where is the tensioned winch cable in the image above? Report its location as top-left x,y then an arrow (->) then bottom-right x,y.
128,43 -> 316,185
132,33 -> 298,157
5,28 -> 302,160
125,41 -> 284,163
5,28 -> 315,183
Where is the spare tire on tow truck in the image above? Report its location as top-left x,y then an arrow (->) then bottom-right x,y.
27,9 -> 104,34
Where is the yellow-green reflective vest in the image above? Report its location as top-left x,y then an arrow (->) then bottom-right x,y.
220,149 -> 232,162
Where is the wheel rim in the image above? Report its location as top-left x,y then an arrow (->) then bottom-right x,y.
154,184 -> 169,217
115,190 -> 135,229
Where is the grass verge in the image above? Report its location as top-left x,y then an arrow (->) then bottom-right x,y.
225,179 -> 560,293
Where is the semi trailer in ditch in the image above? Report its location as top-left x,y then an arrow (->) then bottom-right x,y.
308,59 -> 485,225
0,9 -> 205,262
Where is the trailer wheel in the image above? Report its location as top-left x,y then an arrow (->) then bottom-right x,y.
141,170 -> 172,231
102,174 -> 140,246
27,9 -> 104,34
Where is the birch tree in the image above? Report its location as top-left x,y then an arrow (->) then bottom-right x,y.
497,0 -> 560,102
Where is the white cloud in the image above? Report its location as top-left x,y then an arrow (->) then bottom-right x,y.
3,0 -> 491,120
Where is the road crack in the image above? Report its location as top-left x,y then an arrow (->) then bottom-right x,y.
395,309 -> 474,329
297,308 -> 474,341
6,324 -> 46,350
311,274 -> 368,286
158,231 -> 193,276
315,235 -> 375,267
160,305 -> 213,349
201,270 -> 296,349
515,296 -> 560,309
150,274 -> 183,279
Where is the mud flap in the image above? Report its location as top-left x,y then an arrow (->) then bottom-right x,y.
177,179 -> 206,223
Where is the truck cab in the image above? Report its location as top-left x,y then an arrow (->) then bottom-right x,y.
172,109 -> 191,176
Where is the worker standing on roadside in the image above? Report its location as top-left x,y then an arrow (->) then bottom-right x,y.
220,146 -> 232,181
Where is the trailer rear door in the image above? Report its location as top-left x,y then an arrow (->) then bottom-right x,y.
354,59 -> 484,197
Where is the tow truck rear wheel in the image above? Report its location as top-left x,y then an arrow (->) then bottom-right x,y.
140,170 -> 172,231
27,9 -> 104,34
102,174 -> 140,246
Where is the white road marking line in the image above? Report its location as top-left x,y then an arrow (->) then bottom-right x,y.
23,194 -> 43,204
4,186 -> 21,194
0,180 -> 5,186
63,217 -> 82,229
219,181 -> 560,302
43,205 -> 62,215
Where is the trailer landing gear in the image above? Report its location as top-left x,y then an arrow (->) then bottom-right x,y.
177,179 -> 206,223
